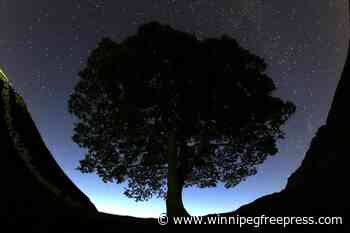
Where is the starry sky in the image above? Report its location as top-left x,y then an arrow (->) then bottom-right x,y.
0,0 -> 349,218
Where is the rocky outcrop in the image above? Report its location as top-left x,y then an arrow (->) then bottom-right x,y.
1,69 -> 159,232
1,69 -> 98,232
234,124 -> 348,232
231,4 -> 350,233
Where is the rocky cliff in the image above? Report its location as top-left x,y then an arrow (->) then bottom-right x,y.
0,69 -> 98,232
1,68 -> 159,232
232,4 -> 350,233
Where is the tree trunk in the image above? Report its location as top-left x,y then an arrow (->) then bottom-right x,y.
166,129 -> 189,217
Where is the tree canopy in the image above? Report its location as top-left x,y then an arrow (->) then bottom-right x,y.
68,21 -> 295,215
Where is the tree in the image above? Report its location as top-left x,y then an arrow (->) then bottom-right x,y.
68,22 -> 296,217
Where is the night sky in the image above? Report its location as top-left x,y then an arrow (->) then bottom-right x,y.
0,0 -> 349,217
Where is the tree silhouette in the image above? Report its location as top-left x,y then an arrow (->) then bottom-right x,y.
68,22 -> 296,217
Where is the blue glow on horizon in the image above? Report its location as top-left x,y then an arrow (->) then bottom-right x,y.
51,142 -> 299,218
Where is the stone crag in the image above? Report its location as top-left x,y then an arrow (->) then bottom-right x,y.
1,69 -> 98,232
1,68 -> 159,233
230,4 -> 350,232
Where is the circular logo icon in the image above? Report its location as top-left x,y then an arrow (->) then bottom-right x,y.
158,213 -> 169,225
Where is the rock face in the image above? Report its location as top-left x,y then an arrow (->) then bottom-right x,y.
1,69 -> 159,233
235,124 -> 348,232
233,4 -> 350,233
0,69 -> 98,232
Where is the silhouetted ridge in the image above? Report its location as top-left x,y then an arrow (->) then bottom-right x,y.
1,70 -> 97,232
1,73 -> 96,209
1,69 -> 160,232
228,3 -> 350,232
